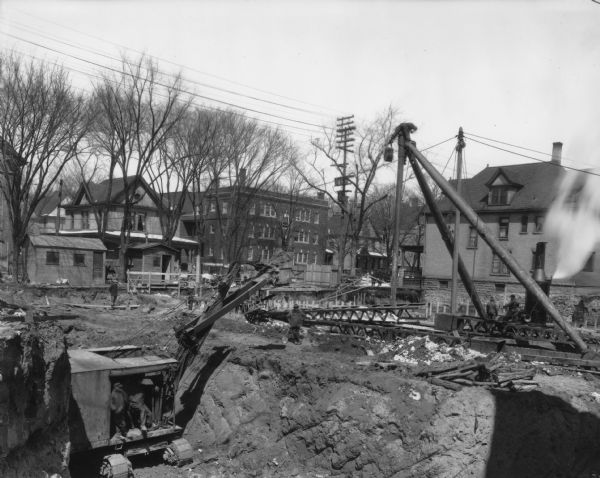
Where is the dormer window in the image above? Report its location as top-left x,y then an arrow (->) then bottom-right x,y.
486,170 -> 520,206
490,186 -> 510,205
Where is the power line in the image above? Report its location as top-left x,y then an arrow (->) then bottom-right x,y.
1,18 -> 336,120
0,31 -> 334,132
6,46 -> 322,140
463,130 -> 596,169
463,135 -> 600,178
10,7 -> 347,116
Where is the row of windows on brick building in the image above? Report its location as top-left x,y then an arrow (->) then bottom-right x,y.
199,201 -> 320,224
204,246 -> 317,265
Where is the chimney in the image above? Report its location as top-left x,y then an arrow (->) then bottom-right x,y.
551,142 -> 562,165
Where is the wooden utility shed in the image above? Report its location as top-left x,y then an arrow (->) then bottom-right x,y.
27,235 -> 106,286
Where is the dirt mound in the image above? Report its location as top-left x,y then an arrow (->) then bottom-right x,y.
0,321 -> 71,478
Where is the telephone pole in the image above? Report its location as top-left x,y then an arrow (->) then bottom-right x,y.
335,115 -> 355,213
334,115 -> 355,283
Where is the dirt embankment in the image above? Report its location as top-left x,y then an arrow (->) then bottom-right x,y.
0,322 -> 71,478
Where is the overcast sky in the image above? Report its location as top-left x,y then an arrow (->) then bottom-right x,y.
1,0 -> 599,182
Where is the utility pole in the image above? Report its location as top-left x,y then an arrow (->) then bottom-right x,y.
390,131 -> 406,306
55,179 -> 63,235
335,115 -> 355,283
450,128 -> 465,314
335,115 -> 355,211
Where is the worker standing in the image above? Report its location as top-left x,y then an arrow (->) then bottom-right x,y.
572,298 -> 589,328
108,276 -> 119,308
504,294 -> 520,321
288,304 -> 304,344
486,297 -> 498,321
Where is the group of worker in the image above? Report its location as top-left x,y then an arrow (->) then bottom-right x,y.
486,295 -> 590,327
110,379 -> 155,439
485,295 -> 520,321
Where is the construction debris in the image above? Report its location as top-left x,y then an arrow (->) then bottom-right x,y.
379,335 -> 486,365
415,355 -> 538,391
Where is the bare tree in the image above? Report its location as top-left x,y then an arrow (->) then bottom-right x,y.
269,166 -> 309,252
299,107 -> 400,282
209,114 -> 295,265
0,54 -> 90,279
92,55 -> 191,279
147,108 -> 230,251
368,184 -> 426,271
59,148 -> 109,199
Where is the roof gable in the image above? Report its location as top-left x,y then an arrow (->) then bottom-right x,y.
436,161 -> 565,213
70,176 -> 163,209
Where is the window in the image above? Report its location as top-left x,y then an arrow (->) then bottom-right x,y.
220,250 -> 224,260
294,250 -> 309,264
498,217 -> 509,240
209,224 -> 215,234
492,253 -> 509,275
263,225 -> 274,239
249,203 -> 256,215
209,201 -> 216,213
489,186 -> 509,206
208,246 -> 214,256
46,251 -> 59,265
495,283 -> 506,294
248,226 -> 255,238
82,211 -> 89,229
247,248 -> 254,261
261,248 -> 272,261
295,209 -> 310,222
69,213 -> 75,230
73,253 -> 85,266
262,203 -> 276,217
584,253 -> 595,272
153,256 -> 161,267
312,233 -> 319,245
439,280 -> 449,289
467,227 -> 478,248
534,216 -> 544,233
520,215 -> 528,233
314,212 -> 320,224
294,229 -> 308,243
136,213 -> 145,232
221,202 -> 228,215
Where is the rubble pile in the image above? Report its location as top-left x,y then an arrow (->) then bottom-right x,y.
379,335 -> 486,365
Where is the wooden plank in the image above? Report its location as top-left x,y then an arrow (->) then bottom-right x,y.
429,377 -> 463,391
65,303 -> 139,310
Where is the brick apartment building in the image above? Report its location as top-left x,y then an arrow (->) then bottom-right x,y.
181,185 -> 329,273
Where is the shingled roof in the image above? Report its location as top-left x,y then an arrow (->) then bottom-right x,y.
436,161 -> 565,213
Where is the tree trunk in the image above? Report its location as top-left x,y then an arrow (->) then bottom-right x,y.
350,236 -> 358,277
11,232 -> 25,283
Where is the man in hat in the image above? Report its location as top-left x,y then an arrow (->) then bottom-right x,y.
288,304 -> 304,344
110,382 -> 129,437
